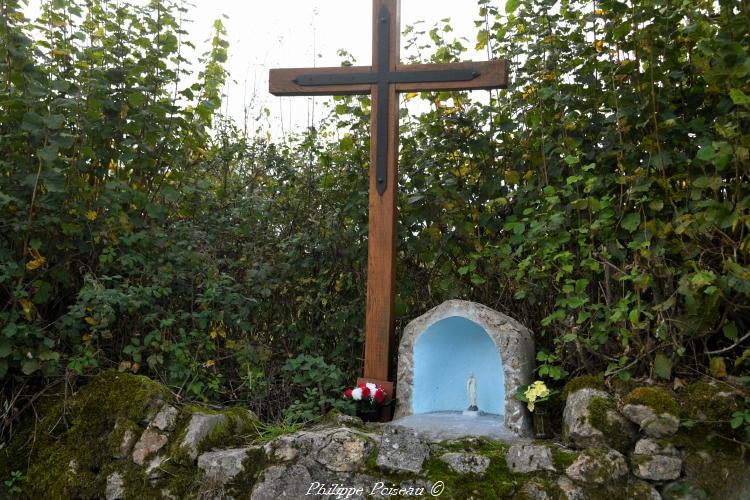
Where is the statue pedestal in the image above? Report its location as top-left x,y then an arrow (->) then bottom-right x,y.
462,410 -> 480,417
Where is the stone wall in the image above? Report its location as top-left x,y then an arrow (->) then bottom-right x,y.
2,371 -> 748,499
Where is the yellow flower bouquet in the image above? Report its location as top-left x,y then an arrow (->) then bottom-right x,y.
515,380 -> 556,412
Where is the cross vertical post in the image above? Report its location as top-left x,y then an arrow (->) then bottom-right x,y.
365,0 -> 399,382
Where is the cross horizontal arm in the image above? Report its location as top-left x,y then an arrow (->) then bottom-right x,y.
394,60 -> 508,92
269,60 -> 508,97
269,67 -> 372,96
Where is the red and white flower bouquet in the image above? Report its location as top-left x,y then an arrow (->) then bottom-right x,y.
344,382 -> 390,412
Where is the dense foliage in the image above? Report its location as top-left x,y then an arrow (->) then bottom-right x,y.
1,0 -> 748,438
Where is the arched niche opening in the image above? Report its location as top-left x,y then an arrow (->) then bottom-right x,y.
413,316 -> 504,415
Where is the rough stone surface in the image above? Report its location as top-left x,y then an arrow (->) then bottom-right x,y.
625,480 -> 662,499
145,455 -> 167,479
394,300 -> 535,437
250,464 -> 312,500
197,446 -> 255,480
623,404 -> 680,437
262,427 -> 377,469
565,448 -> 628,485
132,428 -> 168,466
316,429 -> 373,472
518,481 -> 551,499
563,388 -> 635,449
556,476 -> 585,500
105,472 -> 125,500
632,438 -> 682,481
506,444 -> 556,473
117,429 -> 137,458
181,412 -> 228,460
150,404 -> 179,432
263,434 -> 299,462
634,454 -> 682,481
376,425 -> 430,474
634,438 -> 679,457
439,452 -> 491,475
325,412 -> 362,427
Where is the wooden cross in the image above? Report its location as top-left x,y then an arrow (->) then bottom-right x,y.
269,0 -> 508,387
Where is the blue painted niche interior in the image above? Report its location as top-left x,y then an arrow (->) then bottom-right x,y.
413,316 -> 505,415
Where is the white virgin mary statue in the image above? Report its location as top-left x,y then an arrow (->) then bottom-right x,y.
467,373 -> 478,411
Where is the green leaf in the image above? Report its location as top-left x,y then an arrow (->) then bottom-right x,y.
38,144 -> 59,163
0,339 -> 11,358
505,0 -> 521,13
730,414 -> 744,429
43,114 -> 65,130
723,322 -> 738,340
709,357 -> 727,378
654,353 -> 672,380
470,275 -> 486,285
693,176 -> 722,190
696,147 -> 715,162
621,213 -> 640,232
729,88 -> 750,106
476,29 -> 488,51
21,359 -> 40,375
649,200 -> 664,211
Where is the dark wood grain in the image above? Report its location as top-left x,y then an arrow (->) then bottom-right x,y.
363,0 -> 399,383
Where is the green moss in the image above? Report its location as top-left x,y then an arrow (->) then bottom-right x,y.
412,438 -> 568,500
421,442 -> 524,499
245,420 -> 305,444
508,480 -> 555,500
562,375 -> 606,401
679,379 -> 740,422
226,446 -> 269,495
579,479 -> 663,500
1,370 -> 170,499
550,448 -> 578,471
195,407 -> 258,454
587,397 -> 634,453
608,377 -> 639,399
679,449 -> 749,498
112,460 -> 161,499
165,403 -> 259,467
623,386 -> 679,415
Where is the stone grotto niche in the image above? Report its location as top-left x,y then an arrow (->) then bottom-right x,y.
394,300 -> 535,437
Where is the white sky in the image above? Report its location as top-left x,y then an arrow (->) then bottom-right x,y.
200,0 -> 492,137
26,0 -> 498,137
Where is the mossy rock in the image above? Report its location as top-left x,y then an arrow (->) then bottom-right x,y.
421,441 -> 525,499
0,370 -> 265,499
578,479 -> 661,500
677,449 -> 750,499
562,375 -> 606,401
587,396 -> 637,453
1,370 -> 170,498
678,379 -> 741,422
624,386 -> 679,416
